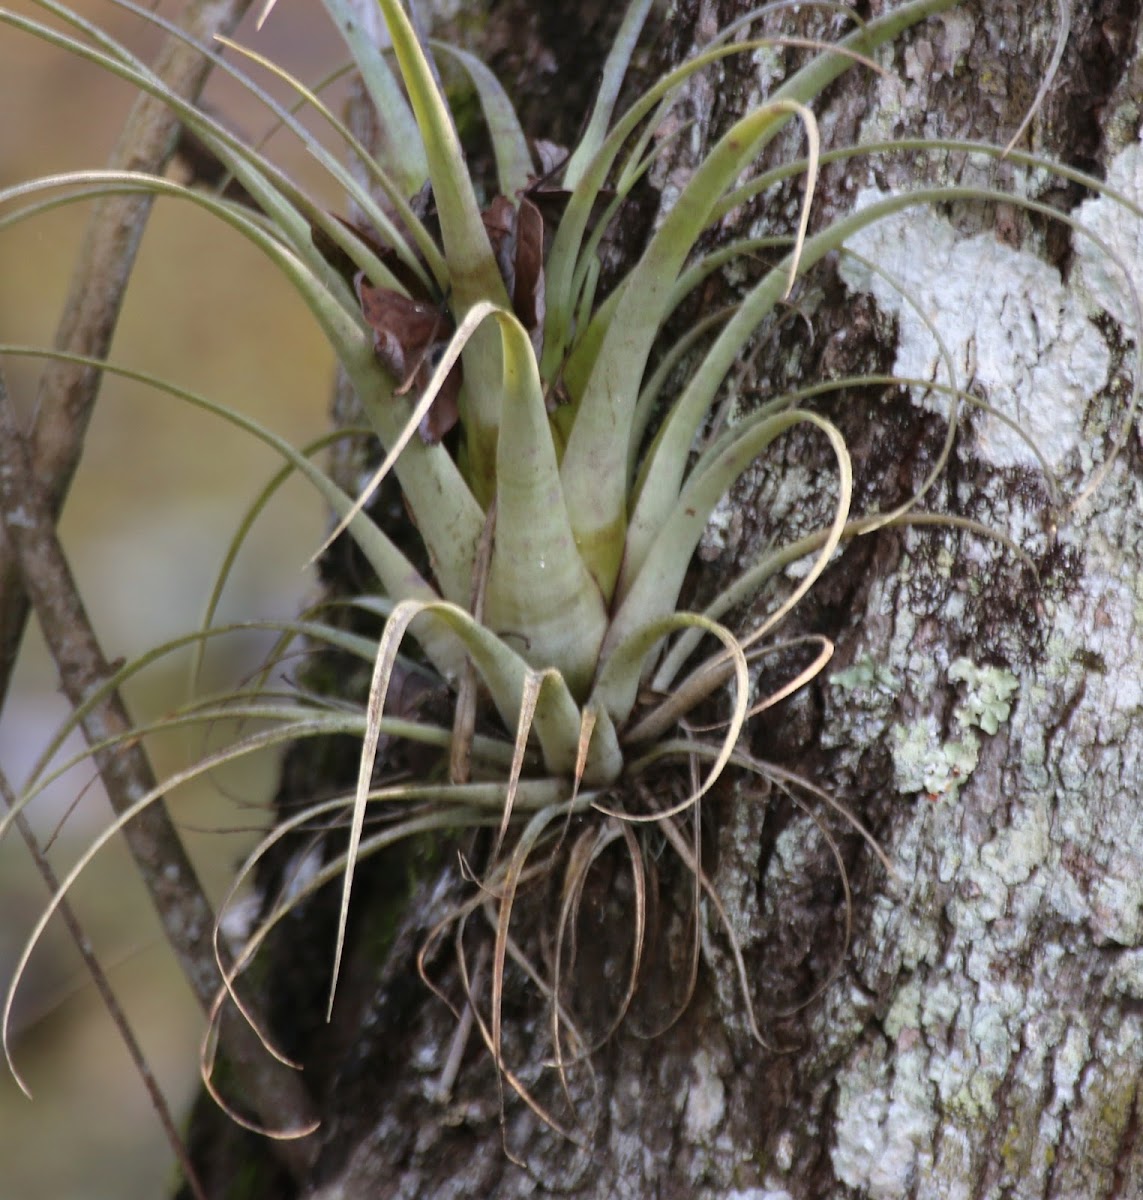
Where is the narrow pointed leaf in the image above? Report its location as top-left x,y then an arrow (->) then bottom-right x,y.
561,100 -> 816,599
561,0 -> 655,190
0,340 -> 470,679
215,32 -> 444,288
542,0 -> 958,375
376,0 -> 507,311
432,40 -> 534,199
320,0 -> 429,196
482,309 -> 609,699
624,177 -> 1115,592
375,0 -> 509,492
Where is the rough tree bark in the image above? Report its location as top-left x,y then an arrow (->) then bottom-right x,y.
180,1 -> 1143,1196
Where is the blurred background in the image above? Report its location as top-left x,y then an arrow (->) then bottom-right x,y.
0,3 -> 357,1195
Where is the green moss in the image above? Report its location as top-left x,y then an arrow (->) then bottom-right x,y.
1083,1074 -> 1138,1165
359,831 -> 447,966
226,1160 -> 270,1200
998,1117 -> 1035,1178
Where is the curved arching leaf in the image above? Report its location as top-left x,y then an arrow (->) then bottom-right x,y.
432,40 -> 534,200
602,409 -> 851,722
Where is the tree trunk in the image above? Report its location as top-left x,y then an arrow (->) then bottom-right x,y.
180,1 -> 1143,1196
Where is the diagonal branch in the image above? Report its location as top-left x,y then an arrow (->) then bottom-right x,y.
0,768 -> 210,1200
0,363 -> 319,1178
0,0 -> 256,712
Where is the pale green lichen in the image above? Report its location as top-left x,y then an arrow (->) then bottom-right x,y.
820,80 -> 1143,1200
883,975 -> 923,1039
890,718 -> 979,797
831,1040 -> 938,1200
950,657 -> 1019,735
889,658 -> 1018,797
831,653 -> 901,697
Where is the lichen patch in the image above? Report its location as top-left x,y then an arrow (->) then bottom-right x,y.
839,187 -> 1112,474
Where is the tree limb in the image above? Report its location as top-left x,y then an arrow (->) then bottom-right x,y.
0,768 -> 210,1200
0,362 -> 319,1178
0,0 -> 256,710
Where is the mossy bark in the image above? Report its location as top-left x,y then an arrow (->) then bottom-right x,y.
179,1 -> 1143,1196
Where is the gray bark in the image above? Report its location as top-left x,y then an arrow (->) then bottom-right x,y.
181,1 -> 1143,1196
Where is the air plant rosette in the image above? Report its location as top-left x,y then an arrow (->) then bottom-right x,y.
2,0 -> 1138,1154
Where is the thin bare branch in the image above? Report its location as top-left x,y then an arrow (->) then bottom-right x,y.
0,768 -> 209,1200
0,0 -> 256,710
0,363 -> 318,1176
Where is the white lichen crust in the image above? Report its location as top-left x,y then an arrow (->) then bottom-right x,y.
810,137 -> 1143,1200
